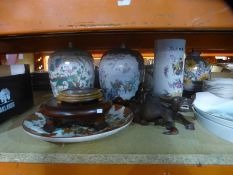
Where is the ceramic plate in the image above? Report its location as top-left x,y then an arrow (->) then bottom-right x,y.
193,92 -> 233,121
194,108 -> 233,143
22,104 -> 133,143
193,92 -> 231,111
203,78 -> 233,99
193,107 -> 233,129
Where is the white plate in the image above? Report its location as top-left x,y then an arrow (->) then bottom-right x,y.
193,92 -> 231,111
22,104 -> 133,143
203,78 -> 233,99
204,78 -> 233,86
193,92 -> 233,121
194,108 -> 233,143
193,107 -> 233,128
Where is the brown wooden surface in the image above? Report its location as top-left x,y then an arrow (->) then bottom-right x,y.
0,163 -> 232,175
0,0 -> 232,54
0,31 -> 233,53
0,0 -> 232,36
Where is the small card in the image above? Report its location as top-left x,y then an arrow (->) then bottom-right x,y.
97,109 -> 103,114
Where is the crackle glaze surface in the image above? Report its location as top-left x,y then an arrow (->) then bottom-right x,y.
48,48 -> 94,97
99,48 -> 144,100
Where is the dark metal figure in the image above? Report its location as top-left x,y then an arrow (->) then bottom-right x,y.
113,84 -> 195,135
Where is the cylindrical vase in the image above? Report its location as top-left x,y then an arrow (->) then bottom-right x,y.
153,39 -> 186,97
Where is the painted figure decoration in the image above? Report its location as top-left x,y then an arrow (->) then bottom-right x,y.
184,51 -> 211,92
48,43 -> 95,97
99,44 -> 144,100
153,39 -> 186,97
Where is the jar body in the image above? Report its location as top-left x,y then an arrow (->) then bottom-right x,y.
99,48 -> 144,100
184,52 -> 211,92
48,48 -> 94,97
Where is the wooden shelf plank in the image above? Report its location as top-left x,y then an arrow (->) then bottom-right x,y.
0,31 -> 232,53
0,163 -> 233,175
0,0 -> 232,36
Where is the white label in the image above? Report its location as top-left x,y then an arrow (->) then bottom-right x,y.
117,0 -> 131,6
97,109 -> 103,114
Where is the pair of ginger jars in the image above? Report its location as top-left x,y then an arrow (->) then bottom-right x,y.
48,44 -> 144,100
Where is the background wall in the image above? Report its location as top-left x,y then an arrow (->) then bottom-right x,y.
17,53 -> 34,72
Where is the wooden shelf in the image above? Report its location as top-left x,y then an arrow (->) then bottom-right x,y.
0,0 -> 232,53
0,31 -> 233,53
0,163 -> 233,175
0,1 -> 233,174
0,0 -> 232,36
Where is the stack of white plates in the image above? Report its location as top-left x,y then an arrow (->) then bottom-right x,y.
193,92 -> 233,143
203,78 -> 233,99
225,63 -> 233,72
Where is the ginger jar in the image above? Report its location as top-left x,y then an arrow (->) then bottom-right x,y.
184,51 -> 211,92
99,45 -> 144,100
48,45 -> 94,97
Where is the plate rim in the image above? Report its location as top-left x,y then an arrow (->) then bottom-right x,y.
193,106 -> 233,129
194,108 -> 233,143
22,105 -> 133,139
22,121 -> 131,143
193,105 -> 233,122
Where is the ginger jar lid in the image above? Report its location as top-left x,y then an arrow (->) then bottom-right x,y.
50,42 -> 93,59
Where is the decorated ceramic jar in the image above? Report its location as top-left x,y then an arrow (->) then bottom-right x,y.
184,51 -> 211,92
99,45 -> 144,100
153,39 -> 186,97
48,44 -> 94,97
